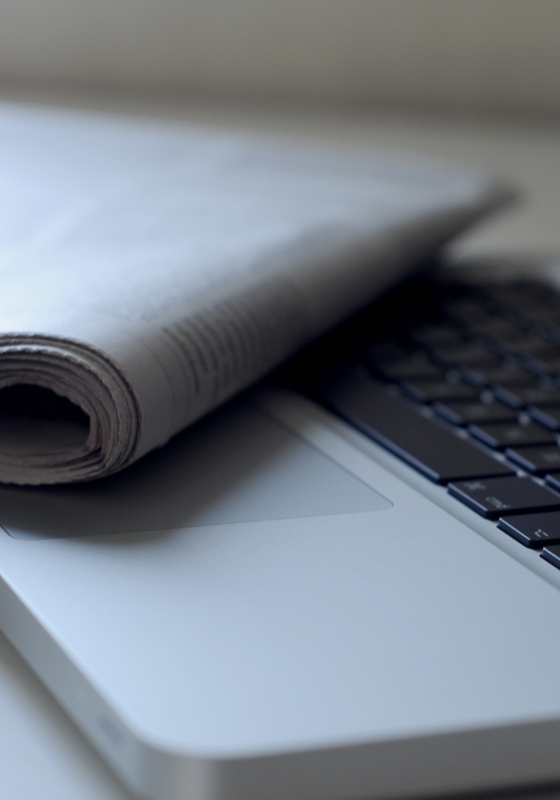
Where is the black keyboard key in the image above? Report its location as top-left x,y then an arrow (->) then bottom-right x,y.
318,371 -> 514,484
401,378 -> 480,404
545,474 -> 560,493
468,421 -> 556,450
542,544 -> 560,569
528,405 -> 560,431
468,318 -> 525,342
461,363 -> 534,389
498,512 -> 560,548
373,354 -> 443,382
541,357 -> 560,375
448,476 -> 560,519
505,445 -> 560,475
442,300 -> 491,324
523,355 -> 560,376
407,324 -> 464,348
493,383 -> 560,409
495,333 -> 555,357
433,400 -> 518,427
509,338 -> 560,359
431,343 -> 500,368
365,340 -> 410,363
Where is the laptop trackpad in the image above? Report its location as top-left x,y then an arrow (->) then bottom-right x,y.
0,398 -> 392,539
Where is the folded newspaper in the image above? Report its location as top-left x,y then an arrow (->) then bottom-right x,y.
0,103 -> 511,485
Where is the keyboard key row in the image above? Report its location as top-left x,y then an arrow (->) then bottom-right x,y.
297,274 -> 560,576
317,373 -> 560,567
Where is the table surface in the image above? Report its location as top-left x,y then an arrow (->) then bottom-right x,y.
1,89 -> 560,800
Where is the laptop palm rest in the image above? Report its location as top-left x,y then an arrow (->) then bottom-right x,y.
0,398 -> 392,540
5,393 -> 560,800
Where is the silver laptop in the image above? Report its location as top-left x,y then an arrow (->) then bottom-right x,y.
3,255 -> 560,800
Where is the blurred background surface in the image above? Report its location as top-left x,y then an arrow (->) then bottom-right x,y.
0,0 -> 559,118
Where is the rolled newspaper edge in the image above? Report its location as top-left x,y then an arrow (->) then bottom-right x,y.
0,335 -> 141,485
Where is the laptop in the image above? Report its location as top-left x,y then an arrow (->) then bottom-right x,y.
3,253 -> 560,800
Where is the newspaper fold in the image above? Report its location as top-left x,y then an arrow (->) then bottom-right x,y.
0,104 -> 512,484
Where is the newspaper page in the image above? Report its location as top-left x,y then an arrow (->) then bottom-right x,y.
0,103 -> 512,484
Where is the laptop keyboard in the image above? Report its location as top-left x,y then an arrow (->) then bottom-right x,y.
291,269 -> 560,569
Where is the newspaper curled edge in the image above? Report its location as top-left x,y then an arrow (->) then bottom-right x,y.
0,336 -> 139,484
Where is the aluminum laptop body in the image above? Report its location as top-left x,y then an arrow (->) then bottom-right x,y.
3,258 -> 560,800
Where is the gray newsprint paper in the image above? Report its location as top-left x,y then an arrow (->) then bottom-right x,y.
0,103 -> 511,484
